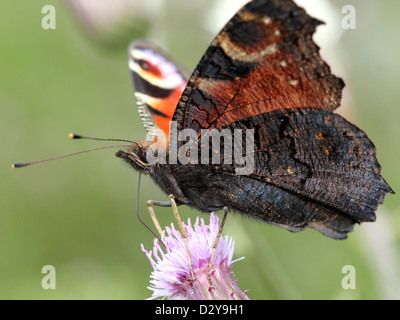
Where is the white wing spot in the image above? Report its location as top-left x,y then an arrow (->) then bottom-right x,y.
279,60 -> 287,67
260,43 -> 277,56
289,79 -> 299,86
263,17 -> 272,24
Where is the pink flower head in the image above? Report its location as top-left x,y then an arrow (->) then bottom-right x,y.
141,212 -> 249,300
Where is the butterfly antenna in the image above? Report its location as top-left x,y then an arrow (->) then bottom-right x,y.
12,133 -> 134,168
12,144 -> 132,168
136,172 -> 166,248
69,133 -> 135,143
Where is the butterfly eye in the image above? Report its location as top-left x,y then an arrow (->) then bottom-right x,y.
138,148 -> 149,163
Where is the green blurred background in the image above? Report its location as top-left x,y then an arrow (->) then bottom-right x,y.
1,0 -> 399,299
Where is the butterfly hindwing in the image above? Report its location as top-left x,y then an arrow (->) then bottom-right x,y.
218,109 -> 393,223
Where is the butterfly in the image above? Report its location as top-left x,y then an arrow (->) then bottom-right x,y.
116,0 -> 393,239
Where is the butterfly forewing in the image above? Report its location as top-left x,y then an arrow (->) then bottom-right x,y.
173,0 -> 344,132
128,41 -> 189,138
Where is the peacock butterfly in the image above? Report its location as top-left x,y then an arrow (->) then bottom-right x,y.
116,0 -> 393,239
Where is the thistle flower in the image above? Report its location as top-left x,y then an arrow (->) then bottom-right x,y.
141,212 -> 249,300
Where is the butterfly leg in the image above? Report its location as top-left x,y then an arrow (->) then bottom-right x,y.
147,196 -> 195,281
169,194 -> 195,281
146,200 -> 172,236
208,206 -> 229,290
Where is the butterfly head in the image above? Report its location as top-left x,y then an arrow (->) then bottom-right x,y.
116,142 -> 153,174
